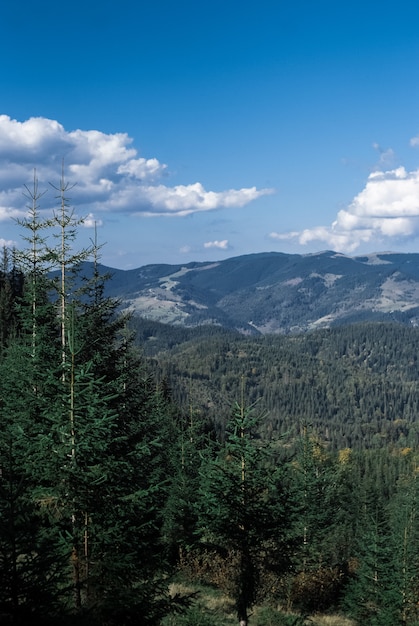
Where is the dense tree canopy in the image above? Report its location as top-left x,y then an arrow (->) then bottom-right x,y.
146,320 -> 419,449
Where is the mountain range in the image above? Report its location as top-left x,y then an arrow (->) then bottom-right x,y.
100,250 -> 419,334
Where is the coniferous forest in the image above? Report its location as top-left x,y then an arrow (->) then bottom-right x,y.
3,176 -> 419,625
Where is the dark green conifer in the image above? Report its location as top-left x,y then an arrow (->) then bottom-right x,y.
0,170 -> 181,624
196,387 -> 292,626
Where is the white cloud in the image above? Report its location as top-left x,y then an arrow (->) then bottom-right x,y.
0,115 -> 272,220
134,183 -> 270,217
117,157 -> 166,180
271,163 -> 419,253
82,213 -> 103,228
0,115 -> 69,160
0,238 -> 16,248
204,239 -> 229,250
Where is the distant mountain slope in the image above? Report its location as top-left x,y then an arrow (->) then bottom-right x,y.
100,250 -> 419,334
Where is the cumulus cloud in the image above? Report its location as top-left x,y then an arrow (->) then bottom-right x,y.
204,239 -> 229,250
0,238 -> 16,248
271,162 -> 419,253
0,115 -> 272,220
134,184 -> 269,217
82,213 -> 103,228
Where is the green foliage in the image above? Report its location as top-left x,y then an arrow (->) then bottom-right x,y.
196,395 -> 292,623
254,607 -> 307,626
0,424 -> 68,624
0,248 -> 25,352
0,173 -> 183,624
388,469 -> 419,623
161,403 -> 210,563
152,321 -> 419,450
288,430 -> 353,612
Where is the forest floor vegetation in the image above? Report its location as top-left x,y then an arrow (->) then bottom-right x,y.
163,581 -> 357,626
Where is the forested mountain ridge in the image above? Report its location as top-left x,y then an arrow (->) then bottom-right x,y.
101,250 -> 419,333
142,320 -> 419,450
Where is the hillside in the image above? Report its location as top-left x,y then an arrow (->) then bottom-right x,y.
101,250 -> 419,333
140,321 -> 419,451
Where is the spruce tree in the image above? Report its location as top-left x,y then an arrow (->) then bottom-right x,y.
161,392 -> 212,566
387,459 -> 419,624
289,427 -> 351,612
1,170 -> 181,624
343,477 -> 402,625
196,389 -> 292,626
0,340 -> 68,625
0,247 -> 24,352
0,173 -> 68,623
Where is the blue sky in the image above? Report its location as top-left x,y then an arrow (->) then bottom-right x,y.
2,0 -> 419,268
